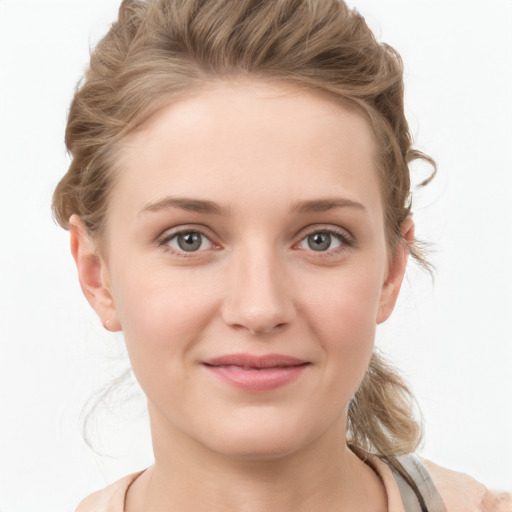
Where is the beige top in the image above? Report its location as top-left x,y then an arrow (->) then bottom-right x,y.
75,457 -> 512,512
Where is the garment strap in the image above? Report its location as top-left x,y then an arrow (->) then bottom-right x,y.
390,454 -> 447,512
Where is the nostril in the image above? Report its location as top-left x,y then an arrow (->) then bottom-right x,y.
247,322 -> 288,336
221,273 -> 295,334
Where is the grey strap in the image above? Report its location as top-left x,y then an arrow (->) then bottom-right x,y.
391,454 -> 447,512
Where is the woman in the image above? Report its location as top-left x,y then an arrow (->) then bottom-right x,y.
52,0 -> 511,510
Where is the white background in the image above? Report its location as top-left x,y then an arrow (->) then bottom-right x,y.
0,0 -> 511,510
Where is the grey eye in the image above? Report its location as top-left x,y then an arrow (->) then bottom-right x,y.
168,231 -> 212,252
307,232 -> 332,251
299,231 -> 343,252
178,232 -> 202,251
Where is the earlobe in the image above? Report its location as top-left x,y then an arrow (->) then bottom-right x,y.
69,215 -> 122,331
376,217 -> 415,324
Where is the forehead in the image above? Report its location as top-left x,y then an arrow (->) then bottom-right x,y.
113,80 -> 382,220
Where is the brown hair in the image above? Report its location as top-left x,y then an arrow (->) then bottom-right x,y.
53,0 -> 433,463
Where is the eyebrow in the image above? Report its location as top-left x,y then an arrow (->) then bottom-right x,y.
290,198 -> 366,214
139,196 -> 366,216
139,196 -> 230,216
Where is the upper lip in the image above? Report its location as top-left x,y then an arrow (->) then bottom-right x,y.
203,353 -> 309,369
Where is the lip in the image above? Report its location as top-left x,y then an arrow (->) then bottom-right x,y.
202,353 -> 310,392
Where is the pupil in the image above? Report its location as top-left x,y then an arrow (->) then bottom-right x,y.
178,232 -> 201,251
308,232 -> 331,251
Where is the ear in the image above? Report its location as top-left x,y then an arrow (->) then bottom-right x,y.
69,215 -> 121,332
376,217 -> 415,324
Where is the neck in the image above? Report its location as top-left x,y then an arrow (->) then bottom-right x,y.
125,404 -> 387,512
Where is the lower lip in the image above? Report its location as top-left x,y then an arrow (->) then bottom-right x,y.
203,364 -> 309,392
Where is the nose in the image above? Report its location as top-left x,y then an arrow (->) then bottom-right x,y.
221,246 -> 295,335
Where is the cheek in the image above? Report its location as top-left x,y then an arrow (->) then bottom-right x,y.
301,266 -> 383,391
109,261 -> 220,388
304,264 -> 383,341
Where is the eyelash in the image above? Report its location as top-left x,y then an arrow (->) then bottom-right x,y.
297,226 -> 354,257
157,226 -> 354,258
157,227 -> 218,258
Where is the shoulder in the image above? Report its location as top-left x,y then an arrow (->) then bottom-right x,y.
423,459 -> 512,512
75,471 -> 144,512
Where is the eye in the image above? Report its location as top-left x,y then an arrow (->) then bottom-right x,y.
164,231 -> 214,253
297,229 -> 349,253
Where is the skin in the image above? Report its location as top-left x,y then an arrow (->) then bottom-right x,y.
70,79 -> 413,512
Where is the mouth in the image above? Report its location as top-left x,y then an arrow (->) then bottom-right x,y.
202,353 -> 310,392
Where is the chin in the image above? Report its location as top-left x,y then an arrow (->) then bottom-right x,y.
210,434 -> 304,461
198,414 -> 326,462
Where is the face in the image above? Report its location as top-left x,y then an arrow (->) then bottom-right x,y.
72,80 -> 410,461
